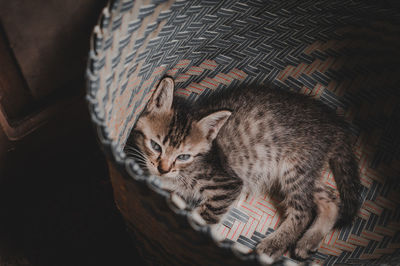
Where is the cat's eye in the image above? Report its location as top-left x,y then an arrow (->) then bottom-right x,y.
150,140 -> 162,153
177,154 -> 191,161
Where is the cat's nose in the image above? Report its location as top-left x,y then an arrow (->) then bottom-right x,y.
157,165 -> 170,175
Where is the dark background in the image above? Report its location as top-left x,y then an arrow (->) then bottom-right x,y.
0,1 -> 145,265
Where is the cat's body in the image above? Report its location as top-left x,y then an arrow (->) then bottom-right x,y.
124,77 -> 361,263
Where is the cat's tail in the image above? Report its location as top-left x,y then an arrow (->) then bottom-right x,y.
329,139 -> 362,228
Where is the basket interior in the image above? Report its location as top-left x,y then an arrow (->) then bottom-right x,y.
87,0 -> 400,264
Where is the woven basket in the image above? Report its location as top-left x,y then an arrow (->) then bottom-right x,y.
86,0 -> 400,264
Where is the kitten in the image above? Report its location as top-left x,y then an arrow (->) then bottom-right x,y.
124,77 -> 361,262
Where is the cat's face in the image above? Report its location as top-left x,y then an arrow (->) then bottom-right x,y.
129,77 -> 231,179
133,111 -> 207,179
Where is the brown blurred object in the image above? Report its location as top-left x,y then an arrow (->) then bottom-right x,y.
0,0 -> 106,100
0,1 -> 145,266
0,0 -> 107,178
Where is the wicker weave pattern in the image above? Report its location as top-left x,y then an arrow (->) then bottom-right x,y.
87,0 -> 400,264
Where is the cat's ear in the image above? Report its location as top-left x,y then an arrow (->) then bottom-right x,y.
146,77 -> 174,113
197,110 -> 231,141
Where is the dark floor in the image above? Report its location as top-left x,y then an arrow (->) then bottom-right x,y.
0,0 -> 147,265
0,101 -> 146,266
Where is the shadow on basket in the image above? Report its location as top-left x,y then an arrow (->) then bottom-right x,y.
86,0 -> 400,265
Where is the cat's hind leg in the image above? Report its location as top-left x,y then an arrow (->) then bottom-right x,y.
294,181 -> 339,260
256,167 -> 316,264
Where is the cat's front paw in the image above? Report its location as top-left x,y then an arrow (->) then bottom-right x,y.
293,231 -> 321,260
194,204 -> 221,225
256,235 -> 287,265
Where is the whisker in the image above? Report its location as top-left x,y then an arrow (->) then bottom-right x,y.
126,152 -> 145,159
125,149 -> 146,158
126,146 -> 146,156
125,153 -> 147,163
178,174 -> 190,187
125,148 -> 144,156
128,157 -> 147,164
125,153 -> 145,159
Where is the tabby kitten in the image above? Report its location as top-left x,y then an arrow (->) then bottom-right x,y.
124,77 -> 361,263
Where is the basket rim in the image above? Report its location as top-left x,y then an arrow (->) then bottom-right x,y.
85,0 -> 400,265
85,0 -> 264,264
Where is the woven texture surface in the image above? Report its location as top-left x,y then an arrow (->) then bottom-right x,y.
87,0 -> 400,264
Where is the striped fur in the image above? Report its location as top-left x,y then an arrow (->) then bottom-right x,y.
124,77 -> 361,262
